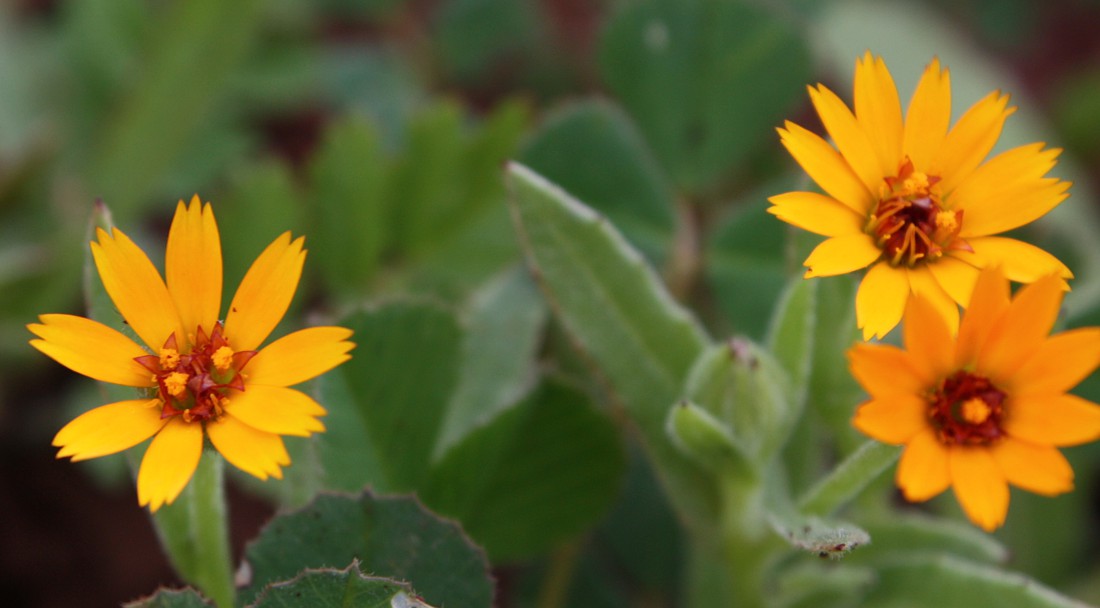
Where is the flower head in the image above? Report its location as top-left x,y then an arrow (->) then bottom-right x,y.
770,53 -> 1072,339
849,267 -> 1100,531
30,196 -> 354,511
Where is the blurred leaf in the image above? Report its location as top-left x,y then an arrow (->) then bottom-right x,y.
308,116 -> 389,296
599,0 -> 810,191
766,276 -> 817,410
796,440 -> 900,517
434,0 -> 541,82
434,267 -> 547,456
318,46 -> 425,148
666,400 -> 752,478
520,99 -> 675,262
805,274 -> 863,448
336,301 -> 461,491
423,382 -> 625,561
251,563 -> 419,608
123,588 -> 213,608
86,0 -> 264,218
773,562 -> 874,608
849,514 -> 1008,566
241,492 -> 492,607
769,511 -> 870,560
507,162 -> 716,522
865,555 -> 1092,608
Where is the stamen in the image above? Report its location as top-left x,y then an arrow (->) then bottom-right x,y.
866,157 -> 966,268
960,397 -> 991,425
159,348 -> 180,370
928,371 -> 1007,446
165,372 -> 190,398
212,346 -> 235,372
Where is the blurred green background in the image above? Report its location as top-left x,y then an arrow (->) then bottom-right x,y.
3,0 -> 1100,606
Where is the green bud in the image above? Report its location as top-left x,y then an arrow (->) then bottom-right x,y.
666,400 -> 754,480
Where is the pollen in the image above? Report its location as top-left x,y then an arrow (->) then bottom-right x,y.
212,346 -> 235,372
866,157 -> 966,268
960,397 -> 992,425
935,210 -> 959,231
165,372 -> 190,398
159,348 -> 180,369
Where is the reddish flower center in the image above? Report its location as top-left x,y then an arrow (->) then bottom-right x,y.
928,371 -> 1007,446
135,322 -> 256,423
866,158 -> 969,267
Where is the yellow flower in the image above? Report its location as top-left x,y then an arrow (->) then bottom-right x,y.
30,196 -> 354,511
769,53 -> 1072,339
849,267 -> 1100,531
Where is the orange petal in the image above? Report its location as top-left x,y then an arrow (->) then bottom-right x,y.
949,446 -> 1009,532
903,57 -> 951,171
955,266 -> 1009,368
778,121 -> 873,214
979,274 -> 1065,379
206,415 -> 290,480
852,394 -> 929,444
808,84 -> 882,193
137,418 -> 204,512
848,343 -> 932,397
854,53 -> 904,175
29,314 -> 152,387
1012,328 -> 1100,397
166,196 -> 223,339
958,236 -> 1073,286
91,227 -> 184,352
225,232 -> 306,352
246,326 -> 354,387
902,295 -> 955,381
896,429 -> 950,502
224,385 -> 325,437
53,399 -> 166,461
933,91 -> 1015,193
907,265 -> 959,336
1003,393 -> 1100,447
803,234 -> 881,278
855,261 -> 908,340
766,192 -> 864,237
991,437 -> 1073,497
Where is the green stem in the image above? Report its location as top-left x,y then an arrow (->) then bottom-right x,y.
152,451 -> 235,608
536,541 -> 582,608
796,440 -> 901,517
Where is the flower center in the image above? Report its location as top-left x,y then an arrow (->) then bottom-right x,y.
865,158 -> 968,267
135,321 -> 256,423
928,370 -> 1007,446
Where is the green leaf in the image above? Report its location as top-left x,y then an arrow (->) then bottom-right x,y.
241,492 -> 493,607
433,267 -> 547,456
769,512 -> 870,560
599,0 -> 810,191
123,588 -> 213,608
773,562 -> 874,608
506,162 -> 715,522
666,400 -> 752,480
423,382 -> 625,561
796,440 -> 901,517
335,301 -> 461,491
850,514 -> 1008,566
308,116 -> 389,296
806,274 -> 864,448
865,556 -> 1092,608
765,277 -> 817,410
251,562 -> 421,608
434,0 -> 541,83
519,99 -> 675,262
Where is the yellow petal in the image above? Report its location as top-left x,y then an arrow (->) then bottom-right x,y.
949,446 -> 1009,532
902,295 -> 955,381
907,265 -> 959,335
979,274 -> 1065,379
29,314 -> 152,387
854,53 -> 904,175
1003,393 -> 1100,447
926,255 -> 980,307
808,84 -> 882,193
955,266 -> 1009,368
852,394 -> 929,444
991,437 -> 1073,497
803,234 -> 881,278
166,196 -> 223,339
54,399 -> 166,461
224,385 -> 325,437
766,192 -> 864,237
896,429 -> 951,502
855,261 -> 908,340
848,343 -> 932,397
206,415 -> 290,480
950,144 -> 1067,236
778,121 -> 873,214
1012,328 -> 1100,397
933,91 -> 1015,193
902,57 -> 951,171
960,180 -> 1069,238
246,326 -> 355,387
137,418 -> 204,512
958,236 -> 1072,284
91,227 -> 184,351
225,232 -> 306,352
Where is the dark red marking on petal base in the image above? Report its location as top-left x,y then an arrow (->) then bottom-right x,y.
928,370 -> 1008,446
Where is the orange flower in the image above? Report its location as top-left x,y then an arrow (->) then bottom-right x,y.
30,196 -> 354,511
770,53 -> 1072,339
849,267 -> 1100,531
